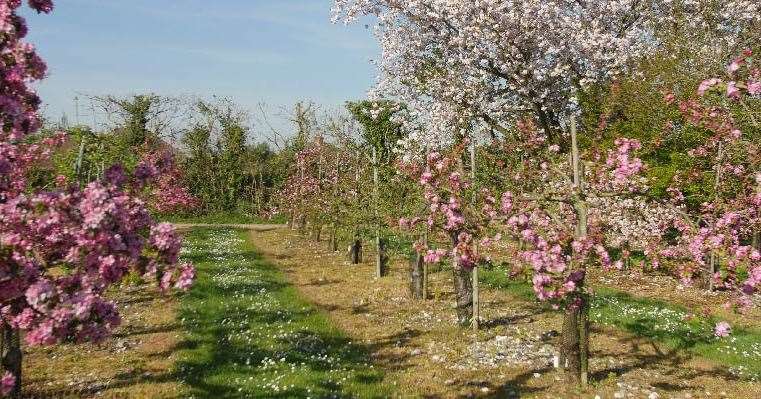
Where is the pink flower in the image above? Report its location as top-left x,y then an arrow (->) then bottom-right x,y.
727,60 -> 741,74
398,217 -> 409,229
174,263 -> 195,291
726,81 -> 740,100
25,279 -> 55,312
500,192 -> 513,214
423,249 -> 447,263
1,372 -> 15,396
54,174 -> 67,187
748,80 -> 760,96
714,321 -> 731,338
419,171 -> 433,185
697,78 -> 721,96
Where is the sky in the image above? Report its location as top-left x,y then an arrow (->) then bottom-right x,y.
21,0 -> 379,136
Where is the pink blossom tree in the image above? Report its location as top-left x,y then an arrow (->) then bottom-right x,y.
398,141 -> 497,326
494,117 -> 654,384
659,51 -> 760,309
137,147 -> 201,215
0,2 -> 194,397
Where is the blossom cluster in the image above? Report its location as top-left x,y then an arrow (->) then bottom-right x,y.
0,1 -> 195,374
659,52 -> 760,310
136,148 -> 200,214
397,146 -> 500,271
333,0 -> 759,157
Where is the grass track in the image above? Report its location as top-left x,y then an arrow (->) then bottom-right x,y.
175,228 -> 388,398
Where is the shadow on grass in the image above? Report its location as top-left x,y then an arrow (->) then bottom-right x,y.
174,228 -> 389,398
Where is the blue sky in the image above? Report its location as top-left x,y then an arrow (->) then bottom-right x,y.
22,0 -> 379,133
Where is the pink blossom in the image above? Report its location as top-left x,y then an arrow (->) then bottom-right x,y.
726,81 -> 740,100
423,249 -> 447,263
714,321 -> 731,338
748,80 -> 760,95
0,0 -> 194,355
398,217 -> 409,229
419,171 -> 433,185
174,263 -> 195,291
1,372 -> 15,396
727,60 -> 742,74
697,78 -> 721,96
25,279 -> 55,312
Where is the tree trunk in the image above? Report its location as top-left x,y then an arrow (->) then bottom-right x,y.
371,147 -> 387,278
452,264 -> 473,326
470,142 -> 480,330
451,231 -> 473,326
561,296 -> 589,386
709,252 -> 717,291
375,235 -> 388,278
423,262 -> 429,300
297,215 -> 306,232
560,115 -> 590,386
410,251 -> 425,299
472,265 -> 480,330
349,236 -> 362,264
1,325 -> 22,399
708,142 -> 724,291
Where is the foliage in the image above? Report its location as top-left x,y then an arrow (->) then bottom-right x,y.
180,99 -> 284,215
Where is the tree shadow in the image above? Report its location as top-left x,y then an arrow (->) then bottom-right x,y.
589,333 -> 743,393
303,278 -> 344,287
113,322 -> 181,338
480,306 -> 545,330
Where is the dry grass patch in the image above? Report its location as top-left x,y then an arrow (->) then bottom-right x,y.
23,284 -> 186,399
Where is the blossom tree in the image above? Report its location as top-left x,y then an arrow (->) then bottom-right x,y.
0,2 -> 194,397
659,51 -> 760,307
494,117 -> 655,384
398,141 -> 497,326
332,0 -> 760,150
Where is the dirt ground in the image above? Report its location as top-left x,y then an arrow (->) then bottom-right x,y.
251,228 -> 761,399
23,284 -> 186,399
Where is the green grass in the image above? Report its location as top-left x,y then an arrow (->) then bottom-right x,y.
160,212 -> 286,225
480,266 -> 761,381
175,228 -> 389,398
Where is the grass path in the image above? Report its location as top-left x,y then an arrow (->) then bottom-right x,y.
175,228 -> 388,398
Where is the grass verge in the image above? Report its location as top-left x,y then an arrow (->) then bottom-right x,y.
175,228 -> 388,398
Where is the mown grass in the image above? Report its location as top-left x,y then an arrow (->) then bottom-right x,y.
175,228 -> 389,398
479,266 -> 761,381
